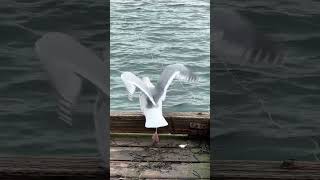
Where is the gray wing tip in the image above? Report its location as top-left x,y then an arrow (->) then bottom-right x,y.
58,113 -> 73,126
180,67 -> 199,82
191,74 -> 199,82
56,95 -> 73,126
57,104 -> 72,126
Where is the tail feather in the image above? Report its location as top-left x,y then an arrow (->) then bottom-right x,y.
145,115 -> 168,128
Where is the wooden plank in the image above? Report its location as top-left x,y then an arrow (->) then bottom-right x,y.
109,133 -> 210,179
110,161 -> 210,179
110,146 -> 210,163
0,156 -> 107,180
111,133 -> 208,148
212,160 -> 320,180
111,112 -> 210,136
1,156 -> 320,179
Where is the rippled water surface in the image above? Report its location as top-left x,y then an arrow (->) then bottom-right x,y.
0,0 -> 106,155
110,0 -> 210,112
213,0 -> 320,160
3,0 -> 317,161
0,0 -> 209,156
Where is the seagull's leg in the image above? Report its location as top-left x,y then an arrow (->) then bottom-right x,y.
152,128 -> 160,144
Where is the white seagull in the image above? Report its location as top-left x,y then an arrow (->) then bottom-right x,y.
34,32 -> 108,170
121,64 -> 197,144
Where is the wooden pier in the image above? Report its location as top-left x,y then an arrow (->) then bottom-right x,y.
213,160 -> 320,179
110,112 -> 210,179
110,112 -> 210,136
1,112 -> 320,179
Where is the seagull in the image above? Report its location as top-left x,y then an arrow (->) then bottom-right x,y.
213,8 -> 286,66
121,64 -> 197,144
34,32 -> 108,170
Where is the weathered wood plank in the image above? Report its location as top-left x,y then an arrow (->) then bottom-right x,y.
110,161 -> 210,179
212,160 -> 320,180
111,133 -> 208,148
1,156 -> 320,179
111,112 -> 210,136
109,133 -> 210,179
0,156 -> 108,180
110,147 -> 210,163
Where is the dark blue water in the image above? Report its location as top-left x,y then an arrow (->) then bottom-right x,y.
0,0 -> 107,156
213,0 -> 320,161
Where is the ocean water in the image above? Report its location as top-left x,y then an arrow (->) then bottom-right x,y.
110,0 -> 210,112
213,0 -> 320,161
0,0 -> 107,155
3,0 -> 318,163
0,0 -> 209,156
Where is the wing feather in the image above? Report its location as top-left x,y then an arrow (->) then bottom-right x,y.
121,72 -> 156,105
153,64 -> 197,103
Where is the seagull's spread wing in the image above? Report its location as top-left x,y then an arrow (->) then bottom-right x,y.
139,93 -> 147,112
35,32 -> 109,170
35,32 -> 108,125
35,43 -> 83,126
35,32 -> 108,95
53,69 -> 82,125
153,64 -> 197,103
121,72 -> 156,105
213,8 -> 286,65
